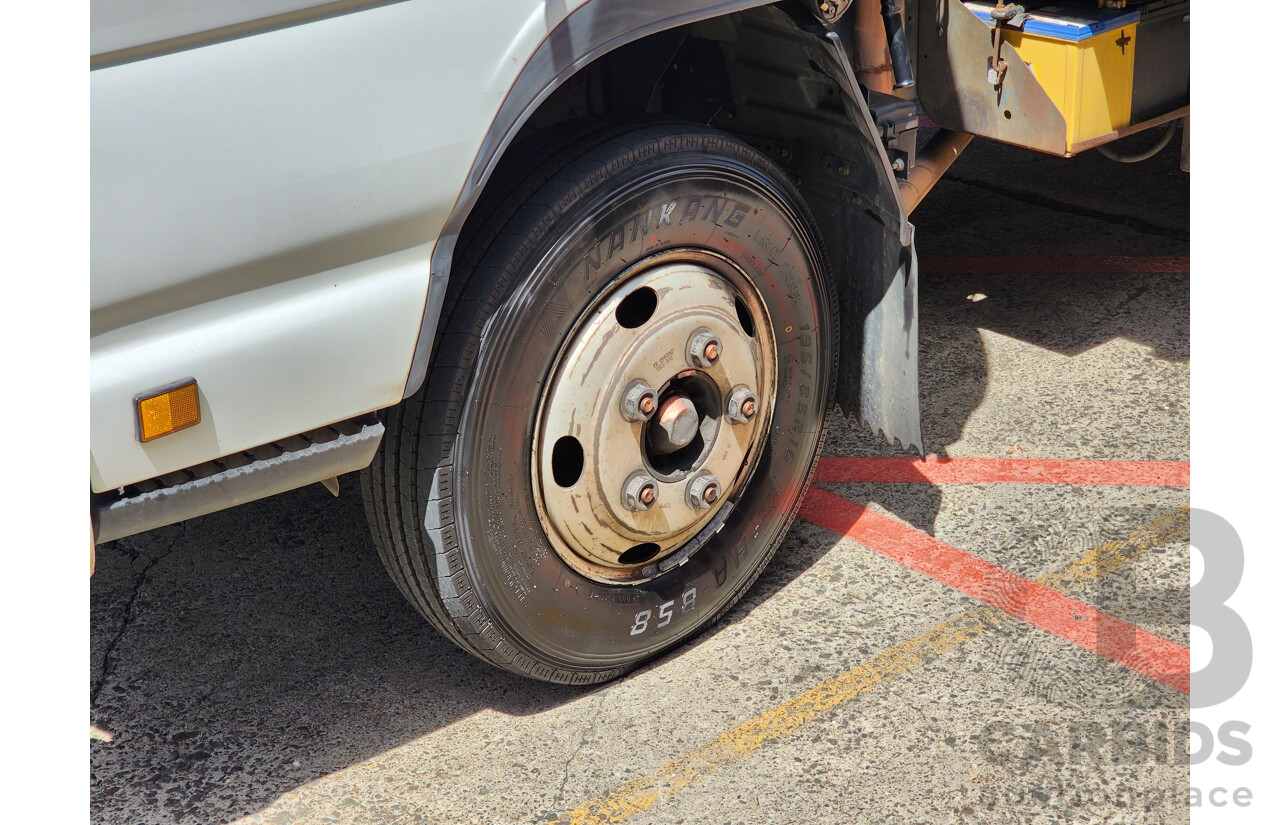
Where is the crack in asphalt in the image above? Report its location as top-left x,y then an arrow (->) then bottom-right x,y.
91,524 -> 187,707
553,694 -> 608,812
1114,284 -> 1152,313
945,174 -> 1190,241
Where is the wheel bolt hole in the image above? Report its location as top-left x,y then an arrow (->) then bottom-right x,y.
618,542 -> 661,565
734,296 -> 756,338
551,436 -> 584,487
615,287 -> 658,329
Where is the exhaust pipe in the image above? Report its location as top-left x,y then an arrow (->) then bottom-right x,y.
899,129 -> 974,214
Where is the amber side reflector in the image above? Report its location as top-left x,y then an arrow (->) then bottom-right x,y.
136,380 -> 201,442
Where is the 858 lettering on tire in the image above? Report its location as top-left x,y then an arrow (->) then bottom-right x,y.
362,123 -> 837,683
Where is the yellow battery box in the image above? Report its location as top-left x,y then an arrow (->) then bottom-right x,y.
964,2 -> 1141,150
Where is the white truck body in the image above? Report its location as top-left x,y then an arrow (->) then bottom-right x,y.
91,0 -> 587,491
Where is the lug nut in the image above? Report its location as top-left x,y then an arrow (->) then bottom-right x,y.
688,328 -> 722,368
727,385 -> 760,424
623,473 -> 660,511
621,381 -> 658,422
686,472 -> 721,511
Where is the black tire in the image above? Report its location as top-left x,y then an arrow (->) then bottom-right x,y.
362,122 -> 837,684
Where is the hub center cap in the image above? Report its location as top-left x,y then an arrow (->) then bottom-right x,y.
650,395 -> 699,454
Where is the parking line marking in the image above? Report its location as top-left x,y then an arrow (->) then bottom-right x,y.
550,506 -> 1190,825
921,255 -> 1190,274
799,489 -> 1190,693
815,457 -> 1189,487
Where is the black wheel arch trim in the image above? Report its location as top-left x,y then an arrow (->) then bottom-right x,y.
402,0 -> 923,454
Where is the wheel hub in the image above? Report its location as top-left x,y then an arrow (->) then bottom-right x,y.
532,255 -> 776,584
650,395 -> 699,454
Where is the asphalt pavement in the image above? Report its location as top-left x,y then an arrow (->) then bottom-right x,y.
90,132 -> 1190,825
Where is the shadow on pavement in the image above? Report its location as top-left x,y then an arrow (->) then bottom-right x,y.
820,135 -> 1188,540
91,484 -> 593,824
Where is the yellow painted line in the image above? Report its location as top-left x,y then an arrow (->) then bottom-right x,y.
551,506 -> 1190,825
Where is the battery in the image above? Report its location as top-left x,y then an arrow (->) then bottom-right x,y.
964,2 -> 1141,149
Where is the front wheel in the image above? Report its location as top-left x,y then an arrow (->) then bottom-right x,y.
362,122 -> 837,683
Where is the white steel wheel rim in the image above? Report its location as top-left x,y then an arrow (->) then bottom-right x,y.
532,251 -> 776,585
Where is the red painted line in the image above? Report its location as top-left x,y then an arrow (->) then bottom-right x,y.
814,457 -> 1189,487
920,255 -> 1189,275
798,488 -> 1190,694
